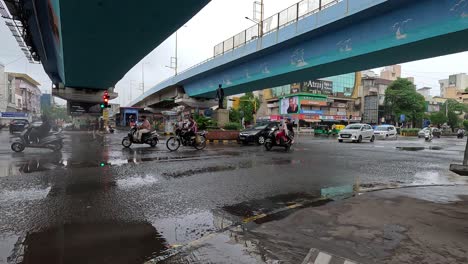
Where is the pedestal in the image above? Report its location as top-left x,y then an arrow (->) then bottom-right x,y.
213,109 -> 229,128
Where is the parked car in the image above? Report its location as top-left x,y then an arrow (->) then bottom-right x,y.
239,122 -> 279,145
338,123 -> 375,143
418,127 -> 441,138
9,119 -> 29,134
374,125 -> 398,139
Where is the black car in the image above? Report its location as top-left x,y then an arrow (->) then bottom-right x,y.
239,122 -> 279,145
9,119 -> 29,134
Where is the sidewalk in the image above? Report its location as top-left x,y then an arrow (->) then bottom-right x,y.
159,185 -> 468,264
250,185 -> 468,264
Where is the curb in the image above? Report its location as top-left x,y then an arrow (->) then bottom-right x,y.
207,139 -> 239,144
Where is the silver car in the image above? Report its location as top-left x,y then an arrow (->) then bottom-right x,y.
338,124 -> 375,143
374,125 -> 397,139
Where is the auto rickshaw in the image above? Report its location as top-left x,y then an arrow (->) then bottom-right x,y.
314,125 -> 332,136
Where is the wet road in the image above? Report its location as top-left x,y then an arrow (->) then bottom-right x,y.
0,129 -> 467,263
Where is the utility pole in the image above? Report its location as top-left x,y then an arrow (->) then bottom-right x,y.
259,0 -> 264,37
175,31 -> 178,75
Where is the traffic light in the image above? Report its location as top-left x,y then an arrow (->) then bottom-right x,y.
102,91 -> 110,108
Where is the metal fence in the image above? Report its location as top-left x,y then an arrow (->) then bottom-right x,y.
212,0 -> 342,57
180,0 -> 342,77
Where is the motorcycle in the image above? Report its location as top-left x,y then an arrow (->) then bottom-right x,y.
11,123 -> 63,153
121,126 -> 159,148
264,127 -> 294,151
166,125 -> 207,151
457,129 -> 465,139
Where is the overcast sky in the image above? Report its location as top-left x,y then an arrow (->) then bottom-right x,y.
1,0 -> 468,106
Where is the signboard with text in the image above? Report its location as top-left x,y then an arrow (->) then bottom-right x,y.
301,80 -> 333,95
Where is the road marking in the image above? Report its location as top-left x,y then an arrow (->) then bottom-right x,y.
344,261 -> 357,264
314,252 -> 332,264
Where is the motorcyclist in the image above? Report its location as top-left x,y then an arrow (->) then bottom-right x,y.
136,116 -> 151,142
276,119 -> 293,144
457,127 -> 465,138
29,115 -> 52,143
185,115 -> 198,140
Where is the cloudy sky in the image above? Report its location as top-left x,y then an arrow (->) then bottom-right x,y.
1,0 -> 467,106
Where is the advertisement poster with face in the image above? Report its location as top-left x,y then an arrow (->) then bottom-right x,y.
280,96 -> 299,114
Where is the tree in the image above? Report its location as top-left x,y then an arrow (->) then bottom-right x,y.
442,99 -> 466,131
229,108 -> 241,123
42,105 -> 71,122
238,92 -> 261,123
429,111 -> 447,126
384,78 -> 426,127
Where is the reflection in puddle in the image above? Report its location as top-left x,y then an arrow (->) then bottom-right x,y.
21,222 -> 168,264
152,211 -> 220,245
0,187 -> 50,203
222,193 -> 320,221
412,171 -> 468,185
117,175 -> 158,189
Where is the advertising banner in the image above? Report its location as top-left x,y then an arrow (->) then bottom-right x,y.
280,96 -> 300,114
301,80 -> 333,95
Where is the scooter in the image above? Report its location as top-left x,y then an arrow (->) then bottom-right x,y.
11,123 -> 63,153
264,127 -> 294,151
122,125 -> 159,148
424,130 -> 433,142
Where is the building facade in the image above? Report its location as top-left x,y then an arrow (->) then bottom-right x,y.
7,72 -> 42,118
439,73 -> 468,99
357,77 -> 392,124
260,73 -> 362,125
0,64 -> 17,113
380,65 -> 401,81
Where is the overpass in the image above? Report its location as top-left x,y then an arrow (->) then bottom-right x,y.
1,0 -> 210,102
131,0 -> 468,108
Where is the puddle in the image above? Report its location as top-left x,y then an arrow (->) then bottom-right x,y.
412,171 -> 468,185
222,192 -> 320,221
20,221 -> 169,264
151,211 -> 222,245
0,187 -> 51,203
396,146 -> 425,151
117,175 -> 159,189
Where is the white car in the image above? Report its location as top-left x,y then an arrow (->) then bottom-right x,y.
338,124 -> 375,143
374,125 -> 397,139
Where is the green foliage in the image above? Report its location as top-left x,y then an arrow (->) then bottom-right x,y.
401,128 -> 421,133
463,120 -> 468,130
229,109 -> 241,123
447,111 -> 460,130
465,87 -> 468,93
384,78 -> 426,127
223,122 -> 243,131
42,106 -> 71,122
194,114 -> 217,130
238,92 -> 261,123
429,112 -> 447,125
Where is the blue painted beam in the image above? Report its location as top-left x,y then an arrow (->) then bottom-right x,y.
133,0 -> 468,105
183,0 -> 468,97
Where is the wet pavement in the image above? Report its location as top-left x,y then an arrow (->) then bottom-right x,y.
0,129 -> 467,263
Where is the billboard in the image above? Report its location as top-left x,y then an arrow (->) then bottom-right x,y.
280,96 -> 299,114
68,102 -> 102,116
301,80 -> 333,95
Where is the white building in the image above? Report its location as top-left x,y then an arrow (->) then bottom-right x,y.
0,63 -> 17,113
439,73 -> 468,99
417,87 -> 432,100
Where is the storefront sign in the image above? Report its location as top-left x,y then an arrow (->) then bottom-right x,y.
301,100 -> 328,106
301,110 -> 324,115
301,80 -> 333,95
0,112 -> 28,118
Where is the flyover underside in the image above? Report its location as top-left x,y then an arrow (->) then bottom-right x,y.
193,28 -> 468,98
180,0 -> 468,98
